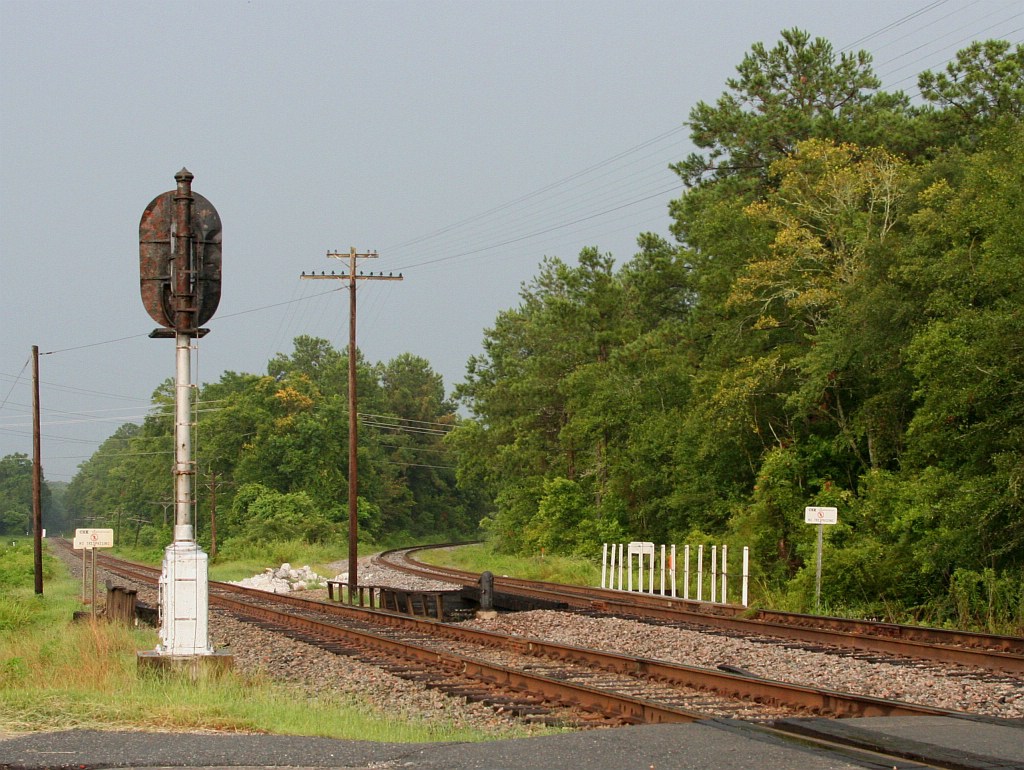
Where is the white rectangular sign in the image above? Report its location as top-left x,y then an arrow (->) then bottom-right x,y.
627,541 -> 655,556
804,506 -> 838,525
74,528 -> 114,549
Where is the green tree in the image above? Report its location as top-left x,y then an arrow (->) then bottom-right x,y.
674,28 -> 915,189
901,121 -> 1024,573
918,40 -> 1024,126
0,454 -> 34,535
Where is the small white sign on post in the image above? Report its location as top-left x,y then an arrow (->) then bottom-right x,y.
74,528 -> 114,615
804,506 -> 838,524
74,528 -> 114,549
804,507 -> 837,613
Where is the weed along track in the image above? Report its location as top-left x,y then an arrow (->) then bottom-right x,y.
51,540 -> 1023,733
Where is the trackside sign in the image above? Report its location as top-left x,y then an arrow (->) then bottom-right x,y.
804,506 -> 838,525
74,528 -> 114,549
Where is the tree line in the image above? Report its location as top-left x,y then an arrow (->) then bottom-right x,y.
451,31 -> 1024,627
45,338 -> 482,556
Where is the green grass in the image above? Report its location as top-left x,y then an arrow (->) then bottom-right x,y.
416,542 -> 602,586
0,540 -> 551,741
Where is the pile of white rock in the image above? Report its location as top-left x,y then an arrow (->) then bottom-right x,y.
230,563 -> 327,594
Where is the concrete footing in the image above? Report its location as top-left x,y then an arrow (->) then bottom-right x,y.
137,650 -> 234,681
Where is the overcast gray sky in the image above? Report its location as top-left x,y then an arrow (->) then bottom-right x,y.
2,0 -> 1022,483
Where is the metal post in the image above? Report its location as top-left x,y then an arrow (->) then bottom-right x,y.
617,543 -> 624,589
648,548 -> 654,594
815,523 -> 823,613
660,544 -> 666,596
670,544 -> 677,598
683,545 -> 690,600
601,543 -> 607,588
91,547 -> 97,618
174,332 -> 193,538
722,544 -> 728,603
711,545 -> 717,602
742,546 -> 749,607
697,544 -> 704,601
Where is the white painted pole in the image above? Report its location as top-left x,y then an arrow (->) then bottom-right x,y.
660,544 -> 666,596
670,544 -> 677,598
618,543 -> 624,589
710,545 -> 717,603
742,546 -> 749,607
648,549 -> 654,593
606,544 -> 612,589
683,545 -> 690,600
696,545 -> 704,601
601,543 -> 608,589
628,548 -> 634,593
721,544 -> 728,603
157,332 -> 211,656
174,332 -> 193,539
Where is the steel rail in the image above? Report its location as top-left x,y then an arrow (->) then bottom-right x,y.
379,545 -> 1024,674
85,545 -> 969,722
211,591 -> 703,725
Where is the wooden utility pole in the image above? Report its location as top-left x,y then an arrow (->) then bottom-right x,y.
204,470 -> 231,560
301,248 -> 402,595
31,345 -> 43,595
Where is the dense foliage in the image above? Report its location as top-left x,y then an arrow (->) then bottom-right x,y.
47,30 -> 1024,629
60,338 -> 479,556
0,453 -> 67,536
452,32 -> 1024,628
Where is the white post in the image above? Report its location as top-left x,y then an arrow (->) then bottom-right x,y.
711,545 -> 717,603
742,546 -> 749,607
174,333 -> 192,539
157,332 -> 211,656
601,543 -> 608,589
721,544 -> 728,603
618,543 -> 624,590
628,547 -> 634,593
634,544 -> 643,593
660,544 -> 666,596
670,544 -> 677,598
606,540 -> 614,589
696,544 -> 704,601
648,549 -> 654,594
683,545 -> 690,600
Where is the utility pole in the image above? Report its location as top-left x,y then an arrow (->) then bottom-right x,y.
31,345 -> 42,595
301,248 -> 402,595
204,470 -> 231,560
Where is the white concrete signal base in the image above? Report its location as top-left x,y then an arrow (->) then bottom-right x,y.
138,524 -> 232,677
157,524 -> 213,655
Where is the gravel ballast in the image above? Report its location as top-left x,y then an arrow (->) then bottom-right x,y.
59,549 -> 1024,726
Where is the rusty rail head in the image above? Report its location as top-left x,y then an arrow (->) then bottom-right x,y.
140,168 -> 222,333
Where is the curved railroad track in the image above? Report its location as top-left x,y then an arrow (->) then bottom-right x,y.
375,544 -> 1024,676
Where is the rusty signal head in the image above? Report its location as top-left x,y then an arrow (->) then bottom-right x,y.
139,170 -> 222,332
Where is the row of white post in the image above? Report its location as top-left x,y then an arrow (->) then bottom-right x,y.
600,542 -> 749,607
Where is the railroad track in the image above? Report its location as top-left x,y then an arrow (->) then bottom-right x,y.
376,544 -> 1024,675
48,540 -> 1024,770
52,540 -> 991,725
